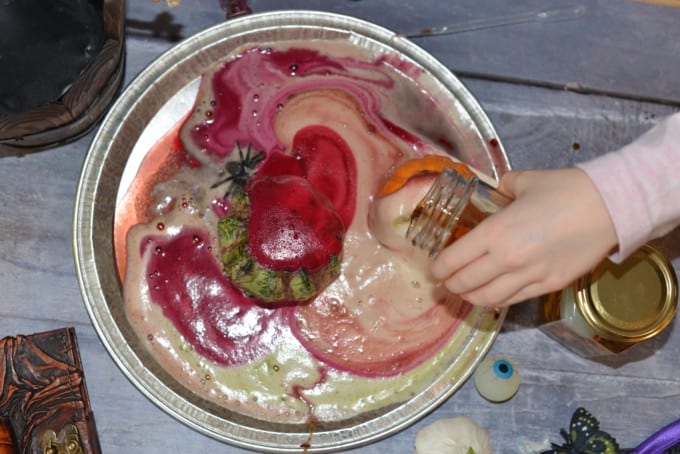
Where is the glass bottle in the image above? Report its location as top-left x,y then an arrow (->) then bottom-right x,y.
406,167 -> 512,257
540,243 -> 678,358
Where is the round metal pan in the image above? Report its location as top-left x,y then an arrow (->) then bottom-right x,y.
74,10 -> 510,453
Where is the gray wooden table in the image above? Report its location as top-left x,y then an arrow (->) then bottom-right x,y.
2,1 -> 679,452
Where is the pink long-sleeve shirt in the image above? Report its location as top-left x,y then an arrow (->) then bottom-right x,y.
577,112 -> 680,262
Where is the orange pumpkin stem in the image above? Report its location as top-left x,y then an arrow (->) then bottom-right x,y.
377,155 -> 475,197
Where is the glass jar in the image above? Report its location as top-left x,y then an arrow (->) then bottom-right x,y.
540,244 -> 678,358
406,167 -> 512,257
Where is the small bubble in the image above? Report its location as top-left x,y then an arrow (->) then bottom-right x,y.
273,364 -> 280,372
205,374 -> 212,381
253,94 -> 260,102
156,222 -> 165,231
289,64 -> 298,74
154,246 -> 163,255
193,235 -> 202,245
147,334 -> 154,341
205,110 -> 213,118
210,100 -> 217,107
276,103 -> 284,111
411,280 -> 420,288
252,110 -> 258,117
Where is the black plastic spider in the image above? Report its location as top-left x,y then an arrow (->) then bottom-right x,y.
211,142 -> 265,198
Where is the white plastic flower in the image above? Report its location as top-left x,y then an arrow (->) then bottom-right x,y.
414,416 -> 492,454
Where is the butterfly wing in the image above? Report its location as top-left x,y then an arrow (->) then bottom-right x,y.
583,432 -> 620,454
570,407 -> 600,446
570,408 -> 620,454
542,408 -> 620,454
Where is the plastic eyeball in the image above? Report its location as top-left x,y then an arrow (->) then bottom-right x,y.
473,356 -> 520,403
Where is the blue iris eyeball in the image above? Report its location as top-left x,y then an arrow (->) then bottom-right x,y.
473,355 -> 520,403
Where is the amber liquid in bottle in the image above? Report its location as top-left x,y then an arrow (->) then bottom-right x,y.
407,168 -> 511,257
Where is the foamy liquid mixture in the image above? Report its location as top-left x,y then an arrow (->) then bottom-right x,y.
116,40 -> 476,423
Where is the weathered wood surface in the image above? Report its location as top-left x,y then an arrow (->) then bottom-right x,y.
125,0 -> 680,104
1,1 -> 679,453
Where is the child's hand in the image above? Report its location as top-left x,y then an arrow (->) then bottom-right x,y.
430,168 -> 618,307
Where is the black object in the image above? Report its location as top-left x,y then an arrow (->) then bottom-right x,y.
0,0 -> 125,152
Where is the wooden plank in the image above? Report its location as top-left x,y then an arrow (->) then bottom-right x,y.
124,0 -> 680,103
462,77 -> 679,170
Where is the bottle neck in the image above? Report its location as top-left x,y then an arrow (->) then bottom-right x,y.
406,167 -> 512,257
406,168 -> 477,257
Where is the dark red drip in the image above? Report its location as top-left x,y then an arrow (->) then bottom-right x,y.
290,367 -> 328,419
380,117 -> 424,149
436,137 -> 457,154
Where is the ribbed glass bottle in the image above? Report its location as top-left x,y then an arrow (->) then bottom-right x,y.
406,168 -> 511,257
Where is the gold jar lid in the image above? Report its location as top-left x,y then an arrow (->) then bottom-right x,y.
574,244 -> 678,344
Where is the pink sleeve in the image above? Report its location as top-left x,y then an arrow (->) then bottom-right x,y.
577,112 -> 680,262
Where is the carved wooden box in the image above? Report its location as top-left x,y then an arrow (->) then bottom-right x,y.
0,328 -> 101,454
